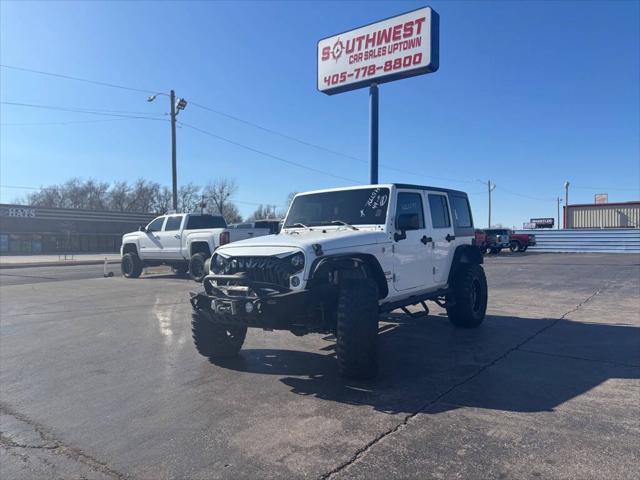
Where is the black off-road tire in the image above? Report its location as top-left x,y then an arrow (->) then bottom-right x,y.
121,252 -> 143,278
519,245 -> 528,252
447,263 -> 488,329
510,241 -> 520,253
336,279 -> 379,379
189,252 -> 209,282
191,308 -> 247,358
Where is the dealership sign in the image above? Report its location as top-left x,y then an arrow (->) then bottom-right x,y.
531,218 -> 554,228
317,7 -> 439,95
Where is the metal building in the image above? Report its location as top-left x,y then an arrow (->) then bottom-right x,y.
0,204 -> 156,254
564,201 -> 640,229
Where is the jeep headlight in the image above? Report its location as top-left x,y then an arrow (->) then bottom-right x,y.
211,253 -> 230,274
289,252 -> 305,272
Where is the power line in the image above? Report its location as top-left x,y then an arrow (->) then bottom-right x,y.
190,100 -> 478,186
496,185 -> 554,202
1,101 -> 167,119
0,64 -> 158,95
1,65 -> 478,187
1,118 -> 164,127
177,120 -> 361,184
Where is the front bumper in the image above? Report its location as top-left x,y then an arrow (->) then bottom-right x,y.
190,273 -> 321,331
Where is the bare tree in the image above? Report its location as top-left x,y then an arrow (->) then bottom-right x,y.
177,183 -> 202,213
154,186 -> 172,214
26,178 -> 109,210
221,203 -> 243,224
203,178 -> 238,217
127,179 -> 161,213
248,204 -> 277,221
108,181 -> 132,211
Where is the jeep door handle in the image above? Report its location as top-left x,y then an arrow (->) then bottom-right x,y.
421,235 -> 432,245
446,234 -> 455,242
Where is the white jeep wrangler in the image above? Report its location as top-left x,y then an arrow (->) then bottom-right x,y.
189,184 -> 487,378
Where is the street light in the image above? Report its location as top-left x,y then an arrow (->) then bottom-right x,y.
147,90 -> 187,211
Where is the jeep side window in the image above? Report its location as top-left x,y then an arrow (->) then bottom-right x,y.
395,192 -> 425,230
450,195 -> 472,228
146,217 -> 165,232
428,194 -> 451,228
164,215 -> 183,231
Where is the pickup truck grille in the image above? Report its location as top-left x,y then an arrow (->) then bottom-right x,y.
225,256 -> 291,289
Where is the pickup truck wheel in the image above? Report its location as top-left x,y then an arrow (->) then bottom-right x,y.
519,245 -> 528,252
189,253 -> 209,282
191,308 -> 247,358
509,241 -> 520,252
174,264 -> 189,277
447,263 -> 487,328
121,252 -> 142,278
336,279 -> 379,379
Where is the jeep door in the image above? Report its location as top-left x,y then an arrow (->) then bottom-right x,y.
154,215 -> 184,259
425,192 -> 455,286
139,216 -> 166,257
392,190 -> 433,291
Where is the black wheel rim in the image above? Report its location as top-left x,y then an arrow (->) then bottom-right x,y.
470,279 -> 482,313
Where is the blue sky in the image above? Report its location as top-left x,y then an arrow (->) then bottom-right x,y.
1,0 -> 638,227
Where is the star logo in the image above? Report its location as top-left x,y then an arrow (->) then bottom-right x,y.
331,39 -> 344,62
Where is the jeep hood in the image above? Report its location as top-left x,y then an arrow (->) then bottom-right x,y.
216,229 -> 388,257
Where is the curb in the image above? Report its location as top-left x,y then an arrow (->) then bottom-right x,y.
0,260 -> 120,270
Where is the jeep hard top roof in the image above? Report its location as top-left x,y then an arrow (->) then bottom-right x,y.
295,184 -> 469,197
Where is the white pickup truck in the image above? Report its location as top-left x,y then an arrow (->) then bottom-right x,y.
120,213 -> 269,281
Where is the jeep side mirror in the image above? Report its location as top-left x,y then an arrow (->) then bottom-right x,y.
394,213 -> 418,241
394,231 -> 407,242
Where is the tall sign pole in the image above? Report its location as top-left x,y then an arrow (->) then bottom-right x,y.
369,84 -> 379,183
318,7 -> 439,184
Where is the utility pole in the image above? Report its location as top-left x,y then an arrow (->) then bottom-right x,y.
486,180 -> 496,228
564,180 -> 570,229
557,197 -> 562,229
147,91 -> 187,213
170,90 -> 178,212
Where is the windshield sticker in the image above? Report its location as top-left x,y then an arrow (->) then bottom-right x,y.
362,188 -> 388,218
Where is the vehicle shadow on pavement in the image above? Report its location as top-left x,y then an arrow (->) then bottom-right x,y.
212,313 -> 640,415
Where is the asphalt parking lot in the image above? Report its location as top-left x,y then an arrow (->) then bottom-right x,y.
1,253 -> 639,479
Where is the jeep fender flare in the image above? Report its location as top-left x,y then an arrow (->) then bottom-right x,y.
308,253 -> 388,299
447,244 -> 484,285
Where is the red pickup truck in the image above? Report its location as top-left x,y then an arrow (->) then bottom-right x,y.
509,231 -> 536,252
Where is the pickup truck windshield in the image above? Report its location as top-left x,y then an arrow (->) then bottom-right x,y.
186,215 -> 227,229
285,188 -> 390,227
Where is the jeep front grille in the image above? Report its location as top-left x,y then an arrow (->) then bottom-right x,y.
225,256 -> 291,289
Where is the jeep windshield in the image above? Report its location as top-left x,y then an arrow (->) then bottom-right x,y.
284,188 -> 390,228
